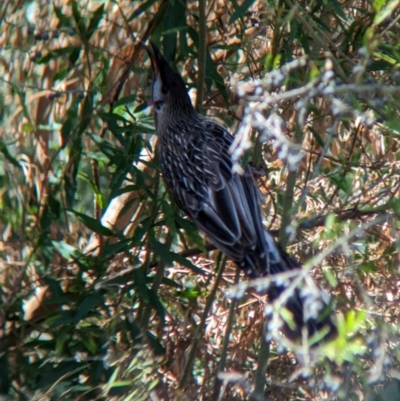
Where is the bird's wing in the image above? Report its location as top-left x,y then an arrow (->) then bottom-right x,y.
175,120 -> 267,265
159,119 -> 337,341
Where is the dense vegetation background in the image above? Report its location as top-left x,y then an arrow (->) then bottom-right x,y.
1,0 -> 400,400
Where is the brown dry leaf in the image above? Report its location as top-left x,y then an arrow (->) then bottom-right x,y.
101,44 -> 145,106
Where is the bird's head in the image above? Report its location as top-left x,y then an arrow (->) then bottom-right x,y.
147,42 -> 195,129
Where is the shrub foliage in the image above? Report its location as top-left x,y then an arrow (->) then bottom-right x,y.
1,0 -> 400,400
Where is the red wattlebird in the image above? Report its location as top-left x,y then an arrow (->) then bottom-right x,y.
147,42 -> 336,344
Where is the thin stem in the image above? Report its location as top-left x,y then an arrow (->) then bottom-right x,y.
212,266 -> 240,401
179,253 -> 227,389
284,0 -> 348,80
196,0 -> 207,112
252,324 -> 270,400
278,124 -> 303,248
140,231 -> 173,333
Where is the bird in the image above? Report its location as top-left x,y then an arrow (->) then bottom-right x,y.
146,42 -> 337,345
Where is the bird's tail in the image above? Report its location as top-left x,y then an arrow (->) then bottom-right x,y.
244,231 -> 337,345
267,278 -> 337,345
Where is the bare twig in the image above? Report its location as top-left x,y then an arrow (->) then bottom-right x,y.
212,266 -> 240,401
179,253 -> 227,389
196,0 -> 207,112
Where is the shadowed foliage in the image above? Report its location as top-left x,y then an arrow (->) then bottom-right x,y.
1,1 -> 400,400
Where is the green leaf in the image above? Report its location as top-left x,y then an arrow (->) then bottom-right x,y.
373,51 -> 397,65
61,102 -> 79,143
126,315 -> 141,341
229,0 -> 256,24
0,140 -> 21,168
52,66 -> 70,82
373,0 -> 387,13
174,215 -> 203,249
80,330 -> 98,354
170,251 -> 206,275
100,239 -> 131,260
52,240 -> 79,260
146,331 -> 165,356
71,0 -> 86,38
69,210 -> 114,236
360,261 -> 376,273
328,0 -> 347,20
133,268 -> 149,303
160,277 -> 181,289
161,199 -> 176,234
324,268 -> 338,287
161,25 -> 188,35
162,0 -> 186,59
211,67 -> 229,103
50,311 -> 75,328
345,310 -> 367,334
325,213 -> 336,233
328,174 -> 350,193
151,239 -> 205,274
374,0 -> 400,25
113,94 -> 139,108
35,46 -> 79,65
127,0 -> 159,20
385,118 -> 400,135
187,27 -> 229,102
55,330 -> 70,354
43,276 -> 69,303
53,3 -> 72,28
79,173 -> 105,208
74,292 -> 104,322
35,362 -> 88,388
86,4 -> 105,40
79,92 -> 94,134
309,127 -> 325,148
148,289 -> 166,323
69,46 -> 81,64
174,288 -> 206,299
280,307 -> 296,331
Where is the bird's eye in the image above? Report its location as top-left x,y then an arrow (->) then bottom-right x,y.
154,100 -> 164,110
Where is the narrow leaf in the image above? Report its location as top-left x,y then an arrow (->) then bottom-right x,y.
69,210 -> 114,236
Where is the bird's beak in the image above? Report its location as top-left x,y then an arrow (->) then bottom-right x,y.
146,41 -> 162,80
147,41 -> 169,106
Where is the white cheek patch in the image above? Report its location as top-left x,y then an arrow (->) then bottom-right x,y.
153,79 -> 164,103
